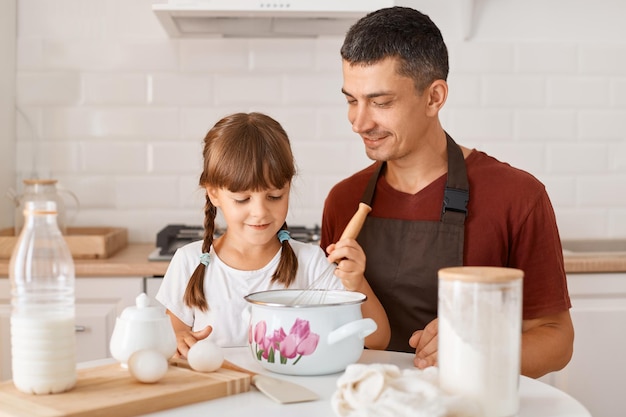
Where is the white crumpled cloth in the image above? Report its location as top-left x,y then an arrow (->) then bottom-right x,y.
331,364 -> 480,417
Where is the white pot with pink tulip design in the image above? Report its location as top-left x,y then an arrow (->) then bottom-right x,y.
245,289 -> 377,376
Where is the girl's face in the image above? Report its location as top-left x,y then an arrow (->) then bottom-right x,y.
207,184 -> 290,248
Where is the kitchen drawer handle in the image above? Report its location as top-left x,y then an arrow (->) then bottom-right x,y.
75,325 -> 86,333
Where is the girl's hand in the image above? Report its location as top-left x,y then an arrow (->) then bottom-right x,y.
326,238 -> 366,291
174,325 -> 213,359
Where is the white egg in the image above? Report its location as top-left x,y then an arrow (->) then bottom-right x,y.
187,339 -> 224,372
128,349 -> 168,383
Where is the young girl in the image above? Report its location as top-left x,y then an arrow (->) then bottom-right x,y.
156,112 -> 390,357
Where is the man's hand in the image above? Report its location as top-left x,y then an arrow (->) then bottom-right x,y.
408,318 -> 438,369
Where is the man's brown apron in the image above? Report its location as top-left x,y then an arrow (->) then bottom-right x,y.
357,133 -> 469,352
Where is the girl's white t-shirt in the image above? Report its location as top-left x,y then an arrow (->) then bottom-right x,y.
156,239 -> 344,347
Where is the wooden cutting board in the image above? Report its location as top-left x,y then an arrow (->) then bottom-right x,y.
0,363 -> 250,417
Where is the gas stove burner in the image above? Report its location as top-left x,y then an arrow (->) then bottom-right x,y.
148,224 -> 321,261
286,224 -> 321,244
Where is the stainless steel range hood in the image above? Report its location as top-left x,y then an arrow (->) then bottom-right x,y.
152,0 -> 417,38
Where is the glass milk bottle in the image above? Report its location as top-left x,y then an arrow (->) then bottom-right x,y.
438,266 -> 523,417
14,178 -> 79,236
9,201 -> 77,394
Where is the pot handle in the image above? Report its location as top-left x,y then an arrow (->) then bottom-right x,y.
327,318 -> 377,345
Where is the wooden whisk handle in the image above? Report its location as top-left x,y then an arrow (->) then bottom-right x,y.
339,202 -> 372,240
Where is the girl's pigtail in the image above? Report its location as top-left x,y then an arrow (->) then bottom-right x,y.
271,223 -> 298,287
183,195 -> 217,311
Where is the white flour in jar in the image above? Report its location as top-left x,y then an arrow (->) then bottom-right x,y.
438,287 -> 521,417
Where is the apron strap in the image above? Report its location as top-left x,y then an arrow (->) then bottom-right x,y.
361,162 -> 384,206
441,133 -> 469,225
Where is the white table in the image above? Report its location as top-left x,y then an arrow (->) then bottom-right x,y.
116,347 -> 590,417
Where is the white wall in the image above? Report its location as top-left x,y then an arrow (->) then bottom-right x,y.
12,0 -> 626,242
0,0 -> 16,231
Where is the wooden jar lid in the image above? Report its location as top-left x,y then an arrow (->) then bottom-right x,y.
438,266 -> 523,283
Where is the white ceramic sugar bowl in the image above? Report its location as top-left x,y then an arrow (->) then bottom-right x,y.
109,293 -> 177,367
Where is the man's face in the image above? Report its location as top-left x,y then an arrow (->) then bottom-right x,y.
341,57 -> 432,163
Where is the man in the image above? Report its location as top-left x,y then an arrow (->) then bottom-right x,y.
320,6 -> 573,378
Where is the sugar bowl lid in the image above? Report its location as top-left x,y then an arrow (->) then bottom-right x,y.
120,293 -> 165,321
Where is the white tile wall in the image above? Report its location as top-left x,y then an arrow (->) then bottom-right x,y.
11,0 -> 626,242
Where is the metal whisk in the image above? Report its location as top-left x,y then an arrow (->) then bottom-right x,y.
290,203 -> 372,306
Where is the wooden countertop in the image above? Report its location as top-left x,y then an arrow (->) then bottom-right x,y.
0,244 -> 169,278
1,243 -> 625,277
564,254 -> 626,273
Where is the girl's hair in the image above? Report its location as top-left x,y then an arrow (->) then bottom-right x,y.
184,112 -> 298,311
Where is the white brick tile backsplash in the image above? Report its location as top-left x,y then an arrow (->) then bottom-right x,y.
449,42 -> 514,73
59,175 -> 117,209
482,75 -> 545,107
115,176 -> 179,209
110,40 -> 180,71
291,142 -> 351,176
180,39 -> 249,72
516,110 -> 577,141
580,45 -> 626,75
447,74 -> 481,106
214,75 -> 282,105
10,0 -> 626,240
579,110 -> 626,141
15,106 -> 41,141
180,107 -> 243,140
16,141 -> 80,175
177,175 -> 206,210
540,177 -> 577,207
610,210 -> 626,237
578,176 -> 626,206
43,40 -> 178,71
346,142 -> 376,174
150,142 -> 202,174
317,107 -> 355,139
102,0 -> 167,40
449,108 -> 513,141
81,142 -> 148,174
84,73 -> 147,105
150,73 -> 213,106
314,37 -> 344,71
610,143 -> 626,172
17,72 -> 82,105
16,39 -> 43,70
18,0 -> 105,39
284,73 -> 344,105
230,106 -> 321,143
249,39 -> 316,71
555,209 -> 609,239
289,176 -> 317,211
478,143 -> 546,175
610,78 -> 626,107
262,108 -> 318,142
547,145 -> 608,174
43,107 -> 179,139
547,76 -> 609,108
43,41 -> 112,70
515,43 -> 578,74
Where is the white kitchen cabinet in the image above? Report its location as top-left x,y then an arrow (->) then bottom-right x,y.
0,277 -> 144,381
540,273 -> 626,417
144,276 -> 164,303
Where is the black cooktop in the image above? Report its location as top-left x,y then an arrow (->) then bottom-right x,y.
148,224 -> 321,261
